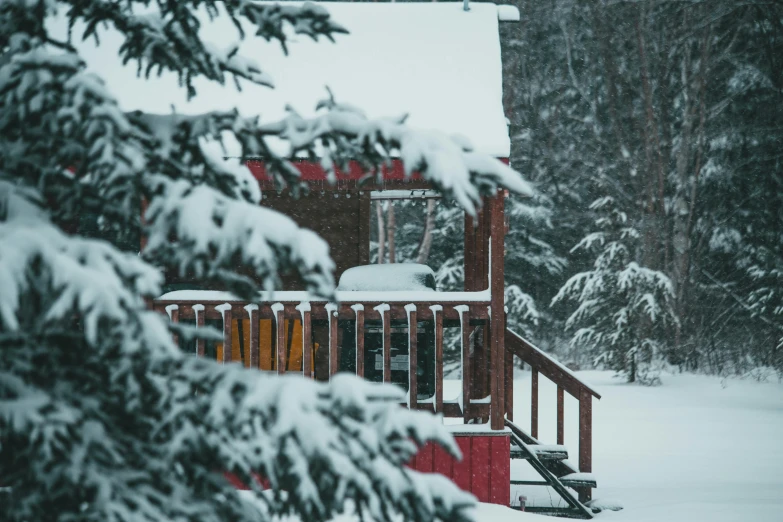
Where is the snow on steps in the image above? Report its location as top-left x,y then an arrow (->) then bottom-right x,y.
511,444 -> 568,461
559,472 -> 597,489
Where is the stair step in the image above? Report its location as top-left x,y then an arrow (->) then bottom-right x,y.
511,444 -> 569,461
559,472 -> 597,489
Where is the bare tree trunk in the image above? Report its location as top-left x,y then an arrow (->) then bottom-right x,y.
635,8 -> 665,271
387,202 -> 396,263
416,199 -> 437,264
376,201 -> 385,264
672,13 -> 695,347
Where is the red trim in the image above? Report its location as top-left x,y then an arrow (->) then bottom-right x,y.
246,159 -> 418,183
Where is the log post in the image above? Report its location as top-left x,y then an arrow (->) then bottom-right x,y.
374,304 -> 391,383
244,304 -> 259,369
406,304 -> 418,409
165,304 -> 179,347
326,303 -> 339,377
579,389 -> 593,502
430,305 -> 444,413
505,328 -> 514,421
297,302 -> 312,378
488,191 -> 506,430
272,303 -> 285,374
456,305 -> 471,419
352,304 -> 365,378
193,304 -> 205,357
215,303 -> 233,364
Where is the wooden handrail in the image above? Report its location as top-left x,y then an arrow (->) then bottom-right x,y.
504,328 -> 599,502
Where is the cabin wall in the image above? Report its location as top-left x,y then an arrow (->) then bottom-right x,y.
261,191 -> 371,288
410,433 -> 510,506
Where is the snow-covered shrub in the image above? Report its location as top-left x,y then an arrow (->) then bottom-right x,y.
551,197 -> 678,384
0,1 -> 532,521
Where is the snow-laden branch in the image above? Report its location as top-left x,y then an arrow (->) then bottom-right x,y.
144,179 -> 334,298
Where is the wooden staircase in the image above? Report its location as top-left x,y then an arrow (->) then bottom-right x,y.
505,330 -> 619,518
506,418 -> 595,518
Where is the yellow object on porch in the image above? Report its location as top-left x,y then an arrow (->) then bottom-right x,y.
216,319 -> 312,372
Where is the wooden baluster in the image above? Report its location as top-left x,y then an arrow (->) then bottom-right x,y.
557,385 -> 565,445
374,304 -> 391,383
244,304 -> 259,370
352,304 -> 365,378
531,368 -> 539,439
296,303 -> 312,378
165,304 -> 179,347
430,305 -> 444,413
326,303 -> 338,378
455,305 -> 470,419
405,304 -> 417,410
193,304 -> 205,356
215,303 -> 233,364
579,389 -> 593,503
272,303 -> 285,374
505,317 -> 514,422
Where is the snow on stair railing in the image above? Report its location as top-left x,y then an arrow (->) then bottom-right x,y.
505,328 -> 600,502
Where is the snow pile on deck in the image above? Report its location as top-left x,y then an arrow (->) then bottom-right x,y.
337,264 -> 436,292
48,2 -> 511,156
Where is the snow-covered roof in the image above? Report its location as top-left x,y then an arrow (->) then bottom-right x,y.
52,1 -> 512,157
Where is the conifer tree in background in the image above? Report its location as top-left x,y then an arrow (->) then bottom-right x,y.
0,1 -> 531,520
551,197 -> 677,384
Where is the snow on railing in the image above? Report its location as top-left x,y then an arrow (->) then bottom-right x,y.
153,296 -> 494,423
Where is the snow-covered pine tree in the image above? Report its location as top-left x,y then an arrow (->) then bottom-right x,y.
0,1 -> 533,521
551,196 -> 677,384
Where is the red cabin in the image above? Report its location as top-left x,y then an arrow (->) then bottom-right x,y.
73,2 -> 602,517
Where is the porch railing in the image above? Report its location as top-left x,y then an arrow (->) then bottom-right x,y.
153,291 -> 494,421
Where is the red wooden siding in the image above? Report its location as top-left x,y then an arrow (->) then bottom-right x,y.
409,434 -> 510,506
226,434 -> 511,507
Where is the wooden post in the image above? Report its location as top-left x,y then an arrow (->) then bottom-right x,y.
353,305 -> 365,378
245,304 -> 259,370
557,386 -> 565,445
165,304 -> 179,347
273,303 -> 285,374
488,191 -> 506,430
327,303 -> 338,377
456,305 -> 471,419
579,389 -> 593,502
406,304 -> 418,410
193,304 -> 205,357
216,303 -> 233,364
297,303 -> 312,378
505,330 -> 514,422
431,305 -> 444,414
531,368 -> 539,439
374,304 -> 391,383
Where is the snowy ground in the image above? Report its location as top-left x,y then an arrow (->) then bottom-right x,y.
504,369 -> 783,522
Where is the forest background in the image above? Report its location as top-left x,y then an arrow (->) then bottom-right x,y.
368,0 -> 783,383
